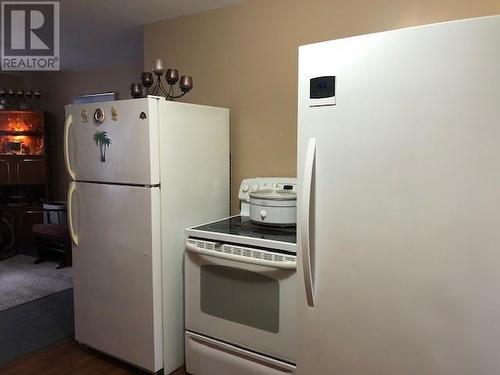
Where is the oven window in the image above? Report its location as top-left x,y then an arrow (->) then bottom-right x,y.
200,265 -> 279,333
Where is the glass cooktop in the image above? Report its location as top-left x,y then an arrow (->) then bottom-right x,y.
191,215 -> 296,244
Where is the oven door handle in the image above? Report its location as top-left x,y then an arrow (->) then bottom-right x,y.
186,240 -> 296,270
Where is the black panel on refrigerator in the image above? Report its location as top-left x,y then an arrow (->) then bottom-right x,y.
310,76 -> 335,99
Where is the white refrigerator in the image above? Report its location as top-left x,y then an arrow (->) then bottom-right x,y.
64,97 -> 229,373
297,15 -> 500,375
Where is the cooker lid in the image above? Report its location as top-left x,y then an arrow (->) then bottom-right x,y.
249,189 -> 297,201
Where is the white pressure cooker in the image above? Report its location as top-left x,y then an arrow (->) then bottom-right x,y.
249,188 -> 297,226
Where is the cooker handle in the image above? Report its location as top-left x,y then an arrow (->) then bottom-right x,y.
186,240 -> 296,270
301,138 -> 316,307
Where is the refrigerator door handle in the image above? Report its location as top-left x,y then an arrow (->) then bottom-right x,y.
64,114 -> 76,180
67,181 -> 79,246
301,138 -> 316,306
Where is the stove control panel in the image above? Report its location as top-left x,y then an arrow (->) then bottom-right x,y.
239,177 -> 297,215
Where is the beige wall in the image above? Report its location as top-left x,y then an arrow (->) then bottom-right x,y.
144,0 -> 500,212
25,63 -> 142,199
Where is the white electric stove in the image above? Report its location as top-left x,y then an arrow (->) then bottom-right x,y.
186,178 -> 297,253
184,177 -> 297,375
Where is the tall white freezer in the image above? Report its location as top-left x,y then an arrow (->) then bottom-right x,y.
64,97 -> 229,373
297,15 -> 500,375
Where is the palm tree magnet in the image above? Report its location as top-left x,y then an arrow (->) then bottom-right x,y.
93,131 -> 111,162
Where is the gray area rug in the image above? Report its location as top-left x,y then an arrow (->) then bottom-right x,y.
0,255 -> 72,311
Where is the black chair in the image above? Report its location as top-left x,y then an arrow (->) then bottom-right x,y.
32,208 -> 72,269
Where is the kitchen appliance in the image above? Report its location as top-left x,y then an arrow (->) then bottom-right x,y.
249,188 -> 297,226
297,15 -> 500,375
65,97 -> 229,373
184,177 -> 297,375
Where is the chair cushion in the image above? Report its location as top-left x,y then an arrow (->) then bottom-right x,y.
32,224 -> 70,239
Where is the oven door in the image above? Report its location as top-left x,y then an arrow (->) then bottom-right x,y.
185,238 -> 296,363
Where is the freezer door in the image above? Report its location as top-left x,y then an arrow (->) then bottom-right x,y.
297,16 -> 500,375
69,181 -> 162,372
64,97 -> 160,185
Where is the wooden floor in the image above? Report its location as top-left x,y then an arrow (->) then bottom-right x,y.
0,340 -> 187,375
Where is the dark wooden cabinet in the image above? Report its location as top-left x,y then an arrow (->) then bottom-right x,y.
17,157 -> 46,185
0,158 -> 9,183
0,110 -> 48,250
0,155 -> 46,185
